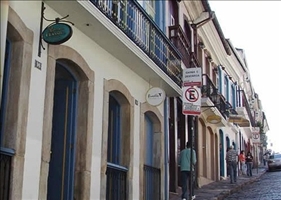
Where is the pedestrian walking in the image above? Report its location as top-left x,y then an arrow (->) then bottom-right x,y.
239,150 -> 246,175
179,141 -> 197,200
263,153 -> 269,166
246,151 -> 254,176
225,145 -> 238,184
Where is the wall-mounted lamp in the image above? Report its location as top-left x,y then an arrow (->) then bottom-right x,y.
210,89 -> 220,105
202,89 -> 220,108
202,89 -> 222,124
199,41 -> 205,49
207,55 -> 213,62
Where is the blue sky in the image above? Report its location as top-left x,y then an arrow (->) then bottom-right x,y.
209,1 -> 281,151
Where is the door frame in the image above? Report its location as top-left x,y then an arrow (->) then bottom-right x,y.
47,63 -> 78,200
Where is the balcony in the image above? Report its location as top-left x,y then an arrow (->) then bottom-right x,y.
168,25 -> 201,69
90,0 -> 182,84
201,74 -> 236,119
236,90 -> 255,127
0,147 -> 14,200
106,163 -> 127,200
45,0 -> 182,95
144,165 -> 160,200
169,25 -> 190,68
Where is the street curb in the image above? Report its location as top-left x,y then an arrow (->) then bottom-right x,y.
214,169 -> 267,200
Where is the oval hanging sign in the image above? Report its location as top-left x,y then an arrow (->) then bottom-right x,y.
42,23 -> 73,45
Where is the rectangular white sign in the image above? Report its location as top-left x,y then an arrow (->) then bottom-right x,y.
252,127 -> 260,144
182,67 -> 202,86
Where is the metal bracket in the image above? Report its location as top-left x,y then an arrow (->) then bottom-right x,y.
38,2 -> 74,57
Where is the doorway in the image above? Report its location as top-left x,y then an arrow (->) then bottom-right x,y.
47,63 -> 78,200
226,136 -> 230,148
219,130 -> 224,177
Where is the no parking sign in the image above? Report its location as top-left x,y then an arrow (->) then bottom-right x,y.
182,86 -> 201,115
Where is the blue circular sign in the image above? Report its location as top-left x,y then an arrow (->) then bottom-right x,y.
42,23 -> 73,45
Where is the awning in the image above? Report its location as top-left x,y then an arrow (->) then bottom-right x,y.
228,115 -> 250,127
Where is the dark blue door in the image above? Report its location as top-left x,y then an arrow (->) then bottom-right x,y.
0,40 -> 12,143
144,115 -> 154,199
219,131 -> 224,177
226,137 -> 230,148
47,64 -> 77,200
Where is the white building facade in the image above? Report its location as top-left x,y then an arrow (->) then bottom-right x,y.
0,1 -> 269,199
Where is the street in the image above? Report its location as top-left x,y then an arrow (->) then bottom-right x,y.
225,170 -> 281,200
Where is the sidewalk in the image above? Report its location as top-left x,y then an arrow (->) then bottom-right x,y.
169,166 -> 267,200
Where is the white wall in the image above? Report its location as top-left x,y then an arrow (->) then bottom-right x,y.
8,1 -> 164,199
8,1 -> 48,199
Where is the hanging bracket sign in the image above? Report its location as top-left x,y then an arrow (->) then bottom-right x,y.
42,23 -> 73,45
38,2 -> 74,57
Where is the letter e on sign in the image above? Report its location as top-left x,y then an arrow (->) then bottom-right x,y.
185,87 -> 199,103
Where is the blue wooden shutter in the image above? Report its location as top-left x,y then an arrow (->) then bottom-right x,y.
0,40 -> 12,144
145,115 -> 153,166
108,95 -> 121,164
218,67 -> 222,94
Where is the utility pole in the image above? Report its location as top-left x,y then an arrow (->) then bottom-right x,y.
189,116 -> 195,200
188,10 -> 215,200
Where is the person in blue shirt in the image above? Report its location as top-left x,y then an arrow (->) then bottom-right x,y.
179,141 -> 197,200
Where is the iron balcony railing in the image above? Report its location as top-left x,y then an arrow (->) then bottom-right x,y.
90,0 -> 182,86
237,89 -> 256,126
106,162 -> 127,200
202,74 -> 236,119
169,25 -> 190,68
168,25 -> 200,69
0,147 -> 14,200
144,165 -> 160,200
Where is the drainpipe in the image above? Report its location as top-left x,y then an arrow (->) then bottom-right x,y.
164,97 -> 170,200
0,1 -> 9,106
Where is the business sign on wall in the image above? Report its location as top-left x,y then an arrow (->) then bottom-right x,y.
182,68 -> 202,115
42,23 -> 73,45
146,87 -> 166,106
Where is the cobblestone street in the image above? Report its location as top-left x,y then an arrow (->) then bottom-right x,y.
225,170 -> 281,200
